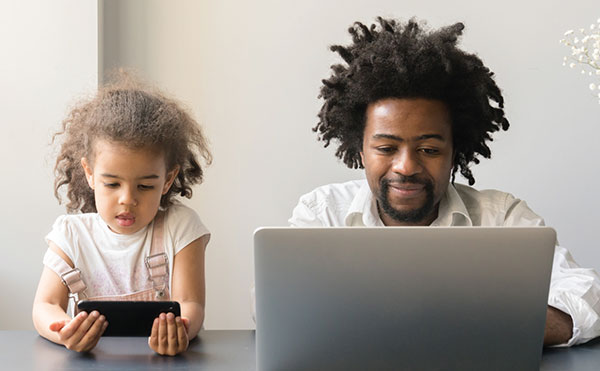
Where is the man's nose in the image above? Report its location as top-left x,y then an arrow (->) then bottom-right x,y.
391,149 -> 422,176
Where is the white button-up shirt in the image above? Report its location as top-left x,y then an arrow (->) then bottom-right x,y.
289,179 -> 600,346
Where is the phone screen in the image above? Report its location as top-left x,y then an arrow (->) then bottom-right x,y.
76,300 -> 181,336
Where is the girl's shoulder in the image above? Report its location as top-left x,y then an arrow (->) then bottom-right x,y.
162,203 -> 210,247
46,213 -> 105,260
164,203 -> 202,224
50,212 -> 102,235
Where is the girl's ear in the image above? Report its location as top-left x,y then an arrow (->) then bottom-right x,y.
81,157 -> 95,189
162,165 -> 180,195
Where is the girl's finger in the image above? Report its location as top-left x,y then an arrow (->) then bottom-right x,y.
85,321 -> 108,351
166,313 -> 177,338
148,317 -> 159,350
66,311 -> 99,345
176,316 -> 188,352
79,316 -> 107,351
157,313 -> 168,354
181,317 -> 190,332
59,311 -> 89,339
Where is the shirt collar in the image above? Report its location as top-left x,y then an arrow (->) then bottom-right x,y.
344,181 -> 384,226
344,181 -> 472,227
430,184 -> 472,226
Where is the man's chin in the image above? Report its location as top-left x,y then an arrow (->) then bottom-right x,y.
379,197 -> 435,224
387,198 -> 427,212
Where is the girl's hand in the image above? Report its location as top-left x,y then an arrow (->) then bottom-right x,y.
49,311 -> 108,352
148,312 -> 190,356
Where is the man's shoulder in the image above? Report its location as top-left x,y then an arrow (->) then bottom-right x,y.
452,183 -> 515,203
451,183 -> 540,226
298,179 -> 367,206
290,179 -> 368,227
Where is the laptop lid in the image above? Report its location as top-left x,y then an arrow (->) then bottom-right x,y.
254,227 -> 556,371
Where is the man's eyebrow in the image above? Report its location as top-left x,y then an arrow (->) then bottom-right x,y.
372,133 -> 446,141
100,174 -> 160,180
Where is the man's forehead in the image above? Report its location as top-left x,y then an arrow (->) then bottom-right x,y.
365,98 -> 452,137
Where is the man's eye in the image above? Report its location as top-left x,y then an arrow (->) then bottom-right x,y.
376,147 -> 395,154
138,185 -> 155,190
419,148 -> 440,155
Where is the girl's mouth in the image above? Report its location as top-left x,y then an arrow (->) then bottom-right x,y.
116,213 -> 135,227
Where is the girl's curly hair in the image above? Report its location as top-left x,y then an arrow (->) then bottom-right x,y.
53,75 -> 212,213
314,17 -> 509,185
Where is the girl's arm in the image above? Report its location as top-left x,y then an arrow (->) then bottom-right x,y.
32,242 -> 107,351
171,234 -> 209,337
148,234 -> 208,356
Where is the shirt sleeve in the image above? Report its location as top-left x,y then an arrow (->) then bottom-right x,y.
44,215 -> 78,264
288,192 -> 325,227
503,195 -> 600,346
547,245 -> 600,346
165,204 -> 211,255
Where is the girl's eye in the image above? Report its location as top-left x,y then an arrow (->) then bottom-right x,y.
104,183 -> 119,188
138,184 -> 155,190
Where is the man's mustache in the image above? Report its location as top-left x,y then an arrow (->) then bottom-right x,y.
381,175 -> 432,187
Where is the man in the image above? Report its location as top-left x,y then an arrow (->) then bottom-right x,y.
290,17 -> 600,346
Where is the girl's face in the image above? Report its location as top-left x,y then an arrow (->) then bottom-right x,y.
81,140 -> 179,235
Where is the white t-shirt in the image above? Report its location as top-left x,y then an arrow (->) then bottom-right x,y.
289,179 -> 600,347
44,204 -> 209,298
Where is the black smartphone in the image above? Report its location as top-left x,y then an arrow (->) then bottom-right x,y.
76,300 -> 181,337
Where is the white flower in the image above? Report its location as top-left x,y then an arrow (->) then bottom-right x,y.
561,18 -> 600,106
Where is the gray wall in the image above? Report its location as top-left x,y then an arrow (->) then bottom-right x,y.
1,0 -> 598,330
0,0 -> 98,329
101,0 -> 600,330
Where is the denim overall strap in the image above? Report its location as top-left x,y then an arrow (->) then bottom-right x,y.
145,210 -> 169,299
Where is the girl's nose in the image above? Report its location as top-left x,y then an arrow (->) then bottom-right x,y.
118,188 -> 138,206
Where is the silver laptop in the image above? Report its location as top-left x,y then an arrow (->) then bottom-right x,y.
254,227 -> 556,371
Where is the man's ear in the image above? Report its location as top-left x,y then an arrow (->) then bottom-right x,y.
359,151 -> 365,166
162,165 -> 180,195
81,157 -> 95,189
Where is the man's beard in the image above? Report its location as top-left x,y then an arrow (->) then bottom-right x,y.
376,175 -> 435,224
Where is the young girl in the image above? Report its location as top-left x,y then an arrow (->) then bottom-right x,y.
32,77 -> 212,356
